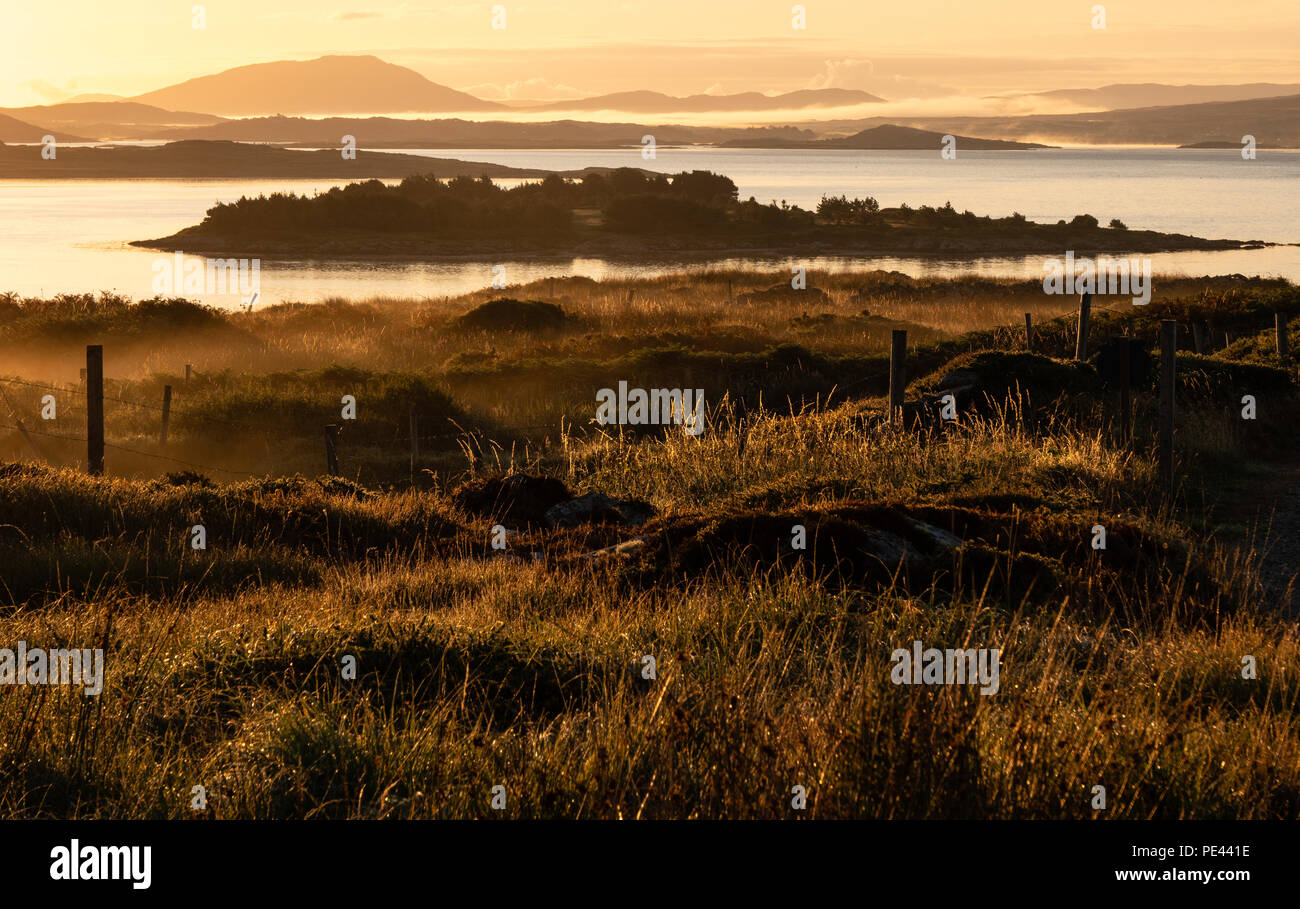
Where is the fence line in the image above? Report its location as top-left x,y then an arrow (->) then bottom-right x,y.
0,419 -> 259,476
0,375 -> 264,432
0,375 -> 562,441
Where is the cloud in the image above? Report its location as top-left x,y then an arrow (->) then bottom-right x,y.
804,59 -> 959,100
20,79 -> 73,102
464,77 -> 588,101
332,11 -> 384,21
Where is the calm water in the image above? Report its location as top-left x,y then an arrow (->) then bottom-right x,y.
1,147 -> 1297,308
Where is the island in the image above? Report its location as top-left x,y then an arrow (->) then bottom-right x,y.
133,168 -> 1269,260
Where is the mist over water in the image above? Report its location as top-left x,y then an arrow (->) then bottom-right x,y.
2,146 -> 1296,308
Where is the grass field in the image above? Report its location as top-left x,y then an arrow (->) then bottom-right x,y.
1,269 -> 1298,819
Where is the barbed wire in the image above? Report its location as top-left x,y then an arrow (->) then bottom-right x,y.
0,375 -> 265,432
0,375 -> 565,441
0,420 -> 260,476
1,304 -> 1228,478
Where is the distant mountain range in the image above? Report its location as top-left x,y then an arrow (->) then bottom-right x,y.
2,101 -> 221,140
0,139 -> 630,179
2,55 -> 1296,149
131,115 -> 811,147
1004,82 -> 1300,111
723,124 -> 1049,150
116,55 -> 884,118
515,88 -> 885,113
846,93 -> 1300,147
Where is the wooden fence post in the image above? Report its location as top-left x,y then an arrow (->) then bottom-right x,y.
86,345 -> 104,475
889,329 -> 907,426
1024,313 -> 1033,352
185,363 -> 192,383
1075,292 -> 1092,360
1158,321 -> 1177,495
1192,322 -> 1208,355
324,424 -> 341,476
1277,311 -> 1290,363
160,385 -> 172,447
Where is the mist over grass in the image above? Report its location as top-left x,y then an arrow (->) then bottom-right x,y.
0,270 -> 1298,819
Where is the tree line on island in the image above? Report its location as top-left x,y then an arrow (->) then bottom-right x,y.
191,169 -> 1129,241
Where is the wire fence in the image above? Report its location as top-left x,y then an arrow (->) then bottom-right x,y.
0,372 -> 563,479
3,307 -> 1286,481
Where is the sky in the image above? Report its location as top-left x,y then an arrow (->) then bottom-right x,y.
3,0 -> 1299,108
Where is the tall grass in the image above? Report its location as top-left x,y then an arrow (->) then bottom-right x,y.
0,272 -> 1297,818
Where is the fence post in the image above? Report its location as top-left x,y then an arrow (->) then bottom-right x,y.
160,384 -> 173,448
324,424 -> 341,476
1158,320 -> 1177,495
86,345 -> 104,475
1192,322 -> 1208,355
1075,292 -> 1092,360
889,329 -> 907,426
1277,311 -> 1290,363
185,363 -> 192,383
1024,313 -> 1033,352
409,405 -> 419,481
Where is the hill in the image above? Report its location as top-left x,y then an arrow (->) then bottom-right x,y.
1008,82 -> 1300,111
0,101 -> 225,141
846,93 -> 1300,147
723,124 -> 1050,150
130,55 -> 504,116
0,139 -> 570,179
0,113 -> 90,143
524,88 -> 885,113
127,115 -> 812,148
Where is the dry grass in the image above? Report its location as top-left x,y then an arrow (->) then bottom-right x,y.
0,271 -> 1297,819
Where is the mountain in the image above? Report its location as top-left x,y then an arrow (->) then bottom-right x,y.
126,115 -> 814,148
129,55 -> 504,116
723,124 -> 1049,150
1009,82 -> 1300,111
844,93 -> 1300,147
524,88 -> 885,113
63,93 -> 125,103
0,139 -> 596,179
0,113 -> 91,143
0,102 -> 224,140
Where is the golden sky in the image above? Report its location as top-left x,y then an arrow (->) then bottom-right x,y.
3,0 -> 1299,107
